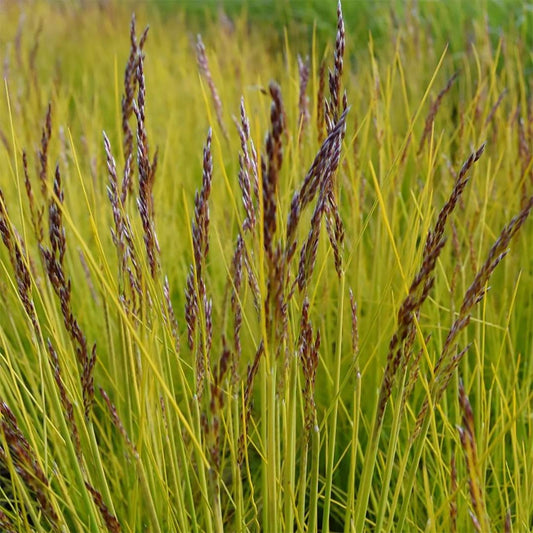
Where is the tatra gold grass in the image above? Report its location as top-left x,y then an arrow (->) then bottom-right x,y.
0,1 -> 531,531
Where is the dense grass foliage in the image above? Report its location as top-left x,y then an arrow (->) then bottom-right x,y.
0,1 -> 532,531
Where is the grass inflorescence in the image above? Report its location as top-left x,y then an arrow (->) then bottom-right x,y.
0,1 -> 532,531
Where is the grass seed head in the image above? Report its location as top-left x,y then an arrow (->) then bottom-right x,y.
286,107 -> 348,265
377,144 -> 485,430
185,264 -> 198,352
327,0 -> 345,124
163,276 -> 180,354
85,482 -> 121,533
414,193 -> 533,438
458,381 -> 489,531
122,15 -> 149,199
38,103 -> 52,197
262,82 -> 285,261
297,54 -> 310,140
0,194 -> 41,340
418,72 -> 459,154
0,509 -> 17,533
196,34 -> 228,140
22,150 -> 44,245
0,402 -> 58,526
230,234 -> 244,366
298,298 -> 320,433
234,99 -> 259,232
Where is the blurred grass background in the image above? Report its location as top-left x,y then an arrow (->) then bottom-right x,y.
35,1 -> 532,54
148,0 -> 532,58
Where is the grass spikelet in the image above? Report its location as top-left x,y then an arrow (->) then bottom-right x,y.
41,164 -> 96,418
134,52 -> 160,279
203,294 -> 213,362
427,143 -> 485,256
262,81 -> 285,262
196,128 -> 213,281
230,233 -> 244,366
38,103 -> 52,196
196,34 -> 228,140
122,15 -> 149,200
297,54 -> 310,140
376,134 -> 484,421
187,127 -> 213,398
0,191 -> 40,340
324,188 -> 345,277
327,0 -> 346,124
298,298 -> 320,433
296,184 -> 326,292
84,482 -> 121,533
163,276 -> 180,353
0,402 -> 58,526
235,97 -> 259,231
185,264 -> 198,352
243,245 -> 261,311
237,148 -> 255,232
104,132 -> 126,272
417,72 -> 459,154
400,190 -> 533,529
349,288 -> 359,361
458,380 -> 490,532
504,509 -> 512,533
0,509 -> 17,533
22,150 -> 43,245
286,107 -> 348,264
104,130 -> 144,315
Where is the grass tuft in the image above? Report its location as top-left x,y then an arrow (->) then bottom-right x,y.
0,1 -> 531,531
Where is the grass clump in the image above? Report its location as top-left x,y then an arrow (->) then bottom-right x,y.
0,1 -> 532,531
